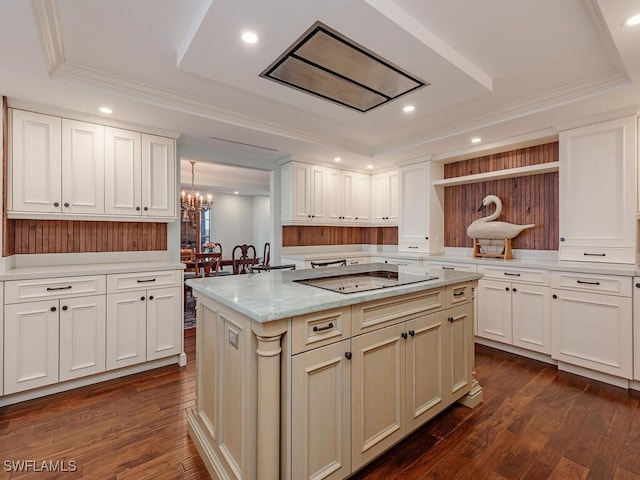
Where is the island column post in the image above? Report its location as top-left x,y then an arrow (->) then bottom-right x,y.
253,319 -> 288,480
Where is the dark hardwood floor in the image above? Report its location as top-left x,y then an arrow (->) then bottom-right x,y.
2,332 -> 640,479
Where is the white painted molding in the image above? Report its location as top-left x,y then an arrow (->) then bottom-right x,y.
31,0 -> 65,73
433,162 -> 559,187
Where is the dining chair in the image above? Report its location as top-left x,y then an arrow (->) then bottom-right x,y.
261,242 -> 271,267
181,248 -> 200,310
310,259 -> 347,268
232,244 -> 258,274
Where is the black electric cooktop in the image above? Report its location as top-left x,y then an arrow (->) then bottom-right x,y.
294,270 -> 438,294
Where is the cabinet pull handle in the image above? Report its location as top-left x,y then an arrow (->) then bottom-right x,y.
53,202 -> 59,207
453,291 -> 465,297
62,305 -> 68,311
149,295 -> 154,300
137,279 -> 157,283
408,330 -> 415,337
583,253 -> 606,257
345,352 -> 352,360
144,207 -> 149,211
46,285 -> 72,291
504,272 -> 521,276
50,306 -> 57,312
577,280 -> 600,286
442,266 -> 454,270
64,202 -> 70,208
447,316 -> 454,322
401,332 -> 408,339
136,206 -> 141,211
141,296 -> 146,301
312,322 -> 334,332
636,283 -> 640,289
408,246 -> 419,249
553,294 -> 557,299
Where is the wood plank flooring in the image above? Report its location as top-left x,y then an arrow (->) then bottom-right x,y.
2,334 -> 640,479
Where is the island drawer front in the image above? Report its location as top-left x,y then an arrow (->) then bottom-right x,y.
446,283 -> 472,308
551,272 -> 632,296
477,265 -> 549,284
291,307 -> 352,354
107,270 -> 181,293
425,262 -> 477,273
5,275 -> 106,304
352,288 -> 445,336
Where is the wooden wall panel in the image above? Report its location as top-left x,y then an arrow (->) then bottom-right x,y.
11,220 -> 167,254
443,142 -> 559,250
282,226 -> 397,247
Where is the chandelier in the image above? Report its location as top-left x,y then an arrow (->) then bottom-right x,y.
181,160 -> 212,225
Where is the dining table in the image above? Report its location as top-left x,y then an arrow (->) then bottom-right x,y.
194,252 -> 260,276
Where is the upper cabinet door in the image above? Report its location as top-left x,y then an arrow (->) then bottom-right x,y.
62,119 -> 104,214
9,109 -> 62,213
142,134 -> 176,218
559,115 -> 637,263
104,127 -> 142,216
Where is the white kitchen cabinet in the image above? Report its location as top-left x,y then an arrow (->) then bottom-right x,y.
559,115 -> 637,264
444,303 -> 474,404
551,271 -> 633,379
371,170 -> 399,225
353,172 -> 371,224
10,112 -> 104,215
476,266 -> 551,354
106,271 -> 182,369
398,161 -> 444,254
62,119 -> 105,214
4,300 -> 59,394
291,339 -> 352,480
104,130 -> 176,219
9,109 -> 62,214
4,275 -> 106,394
281,161 -> 327,223
327,169 -> 371,224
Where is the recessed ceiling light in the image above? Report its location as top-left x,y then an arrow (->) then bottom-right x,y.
471,137 -> 482,144
234,191 -> 239,195
241,31 -> 258,44
99,107 -> 113,114
366,164 -> 374,169
403,105 -> 415,113
623,13 -> 640,26
334,157 -> 342,162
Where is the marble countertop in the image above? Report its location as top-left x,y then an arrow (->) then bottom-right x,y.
187,263 -> 482,323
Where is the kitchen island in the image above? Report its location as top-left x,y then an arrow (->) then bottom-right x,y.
186,264 -> 483,480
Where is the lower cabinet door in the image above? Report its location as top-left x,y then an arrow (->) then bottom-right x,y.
511,283 -> 551,354
405,311 -> 445,432
552,289 -> 632,378
146,286 -> 182,360
4,300 -> 59,394
476,279 -> 512,344
445,303 -> 473,403
106,291 -> 147,369
291,339 -> 351,480
59,295 -> 106,381
351,323 -> 406,471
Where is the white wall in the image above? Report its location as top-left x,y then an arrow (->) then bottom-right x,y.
209,193 -> 270,258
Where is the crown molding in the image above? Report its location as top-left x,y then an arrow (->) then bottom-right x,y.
31,0 -> 64,73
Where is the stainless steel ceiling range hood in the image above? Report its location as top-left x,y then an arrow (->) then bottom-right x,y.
260,21 -> 428,112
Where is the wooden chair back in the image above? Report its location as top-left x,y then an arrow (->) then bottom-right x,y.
232,244 -> 258,274
203,242 -> 223,276
181,249 -> 200,277
262,242 -> 271,267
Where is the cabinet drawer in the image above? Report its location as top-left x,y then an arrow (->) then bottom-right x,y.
552,271 -> 632,297
291,307 -> 352,354
5,275 -> 106,304
446,283 -> 472,308
478,265 -> 549,285
352,288 -> 444,335
107,270 -> 181,293
558,246 -> 636,265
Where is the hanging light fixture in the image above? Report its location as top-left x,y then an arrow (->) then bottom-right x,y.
181,160 -> 212,225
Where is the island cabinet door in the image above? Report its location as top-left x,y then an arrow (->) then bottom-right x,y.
445,303 -> 474,404
351,322 -> 406,471
405,311 -> 445,433
291,339 -> 351,480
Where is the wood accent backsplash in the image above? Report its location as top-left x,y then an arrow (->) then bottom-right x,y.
444,142 -> 559,250
9,220 -> 167,254
283,225 -> 397,247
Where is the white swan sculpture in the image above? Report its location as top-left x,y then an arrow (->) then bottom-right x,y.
466,195 -> 535,240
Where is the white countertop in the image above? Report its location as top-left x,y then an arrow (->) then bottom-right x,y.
280,249 -> 640,277
187,263 -> 482,323
0,261 -> 184,281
